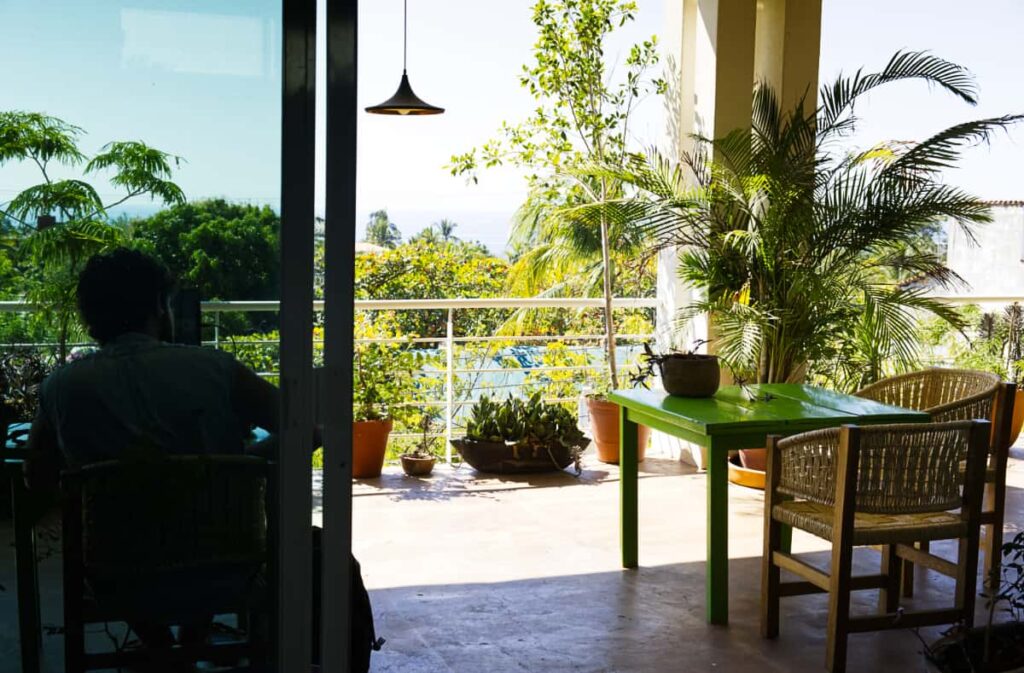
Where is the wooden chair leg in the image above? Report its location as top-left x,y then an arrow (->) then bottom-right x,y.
957,535 -> 980,629
826,539 -> 854,673
879,544 -> 901,614
827,426 -> 860,673
902,540 -> 928,598
761,517 -> 781,638
982,483 -> 1005,593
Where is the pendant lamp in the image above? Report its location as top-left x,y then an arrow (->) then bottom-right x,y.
365,0 -> 444,116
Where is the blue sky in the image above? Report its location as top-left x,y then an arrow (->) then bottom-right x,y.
1,0 -> 1022,255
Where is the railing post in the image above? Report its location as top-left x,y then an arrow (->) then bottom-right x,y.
214,311 -> 220,349
445,307 -> 455,463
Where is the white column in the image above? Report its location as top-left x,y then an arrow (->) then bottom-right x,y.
654,0 -> 757,468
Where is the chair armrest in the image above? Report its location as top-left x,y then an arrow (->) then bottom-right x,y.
774,427 -> 841,505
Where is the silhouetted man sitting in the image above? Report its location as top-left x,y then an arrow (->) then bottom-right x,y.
26,248 -> 281,670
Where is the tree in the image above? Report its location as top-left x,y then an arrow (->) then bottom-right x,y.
130,199 -> 279,301
355,238 -> 509,338
435,218 -> 457,241
0,111 -> 184,358
364,209 -> 401,249
578,52 -> 1022,389
449,0 -> 664,388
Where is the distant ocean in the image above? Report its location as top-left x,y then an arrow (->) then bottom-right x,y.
109,202 -> 513,258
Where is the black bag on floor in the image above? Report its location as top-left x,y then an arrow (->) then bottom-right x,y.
312,527 -> 384,672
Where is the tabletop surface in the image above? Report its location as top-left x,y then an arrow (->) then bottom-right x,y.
608,383 -> 930,436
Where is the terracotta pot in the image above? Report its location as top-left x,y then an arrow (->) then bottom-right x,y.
400,455 -> 435,477
587,397 -> 650,464
728,454 -> 765,490
992,389 -> 1024,447
738,447 -> 766,471
658,354 -> 720,398
352,418 -> 392,478
1012,389 -> 1024,446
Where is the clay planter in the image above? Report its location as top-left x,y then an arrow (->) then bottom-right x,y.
727,454 -> 765,490
400,455 -> 436,477
1011,388 -> 1024,446
738,447 -> 767,472
451,438 -> 588,474
658,354 -> 721,398
587,397 -> 650,464
352,418 -> 393,478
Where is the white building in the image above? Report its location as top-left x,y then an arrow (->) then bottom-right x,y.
942,201 -> 1024,309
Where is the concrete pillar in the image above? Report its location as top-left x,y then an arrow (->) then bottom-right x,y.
654,0 -> 757,468
755,0 -> 822,112
654,0 -> 820,468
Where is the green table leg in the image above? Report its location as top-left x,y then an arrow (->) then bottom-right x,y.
706,438 -> 728,624
780,521 -> 793,554
620,407 -> 639,568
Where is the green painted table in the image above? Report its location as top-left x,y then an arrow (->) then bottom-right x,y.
607,383 -> 930,625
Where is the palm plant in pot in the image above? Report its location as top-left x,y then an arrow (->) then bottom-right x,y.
572,51 -> 1023,473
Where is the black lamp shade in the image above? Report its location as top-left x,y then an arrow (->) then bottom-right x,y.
365,70 -> 444,116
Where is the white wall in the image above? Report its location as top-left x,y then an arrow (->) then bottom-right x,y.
944,204 -> 1024,307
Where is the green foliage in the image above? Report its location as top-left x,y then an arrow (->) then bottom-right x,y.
464,392 -> 585,451
129,199 -> 279,301
221,331 -> 280,385
921,303 -> 1024,383
363,209 -> 401,249
449,0 -> 663,190
522,341 -> 593,400
575,52 -> 1021,389
352,313 -> 425,422
355,238 -> 509,337
450,0 -> 664,389
0,349 -> 52,422
0,111 -> 184,358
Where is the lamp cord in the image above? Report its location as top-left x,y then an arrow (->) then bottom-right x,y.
403,0 -> 408,72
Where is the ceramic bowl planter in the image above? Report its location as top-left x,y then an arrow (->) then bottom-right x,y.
451,437 -> 586,474
587,397 -> 650,464
456,393 -> 588,475
352,418 -> 393,478
400,454 -> 435,477
658,354 -> 721,398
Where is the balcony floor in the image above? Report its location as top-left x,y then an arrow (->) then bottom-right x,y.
2,445 -> 1022,672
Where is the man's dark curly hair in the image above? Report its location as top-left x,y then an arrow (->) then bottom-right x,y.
77,248 -> 174,344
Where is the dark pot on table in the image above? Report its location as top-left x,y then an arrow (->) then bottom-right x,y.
658,354 -> 720,398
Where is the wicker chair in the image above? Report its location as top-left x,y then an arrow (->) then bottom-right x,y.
854,368 -> 1000,423
61,455 -> 273,673
855,369 -> 1010,593
761,421 -> 990,673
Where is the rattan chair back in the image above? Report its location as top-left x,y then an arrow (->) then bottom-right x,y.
776,421 -> 975,514
855,368 -> 1000,423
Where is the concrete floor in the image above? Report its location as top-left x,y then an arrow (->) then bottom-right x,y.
2,445 -> 1022,673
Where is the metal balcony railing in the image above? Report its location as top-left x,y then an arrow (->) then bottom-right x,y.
0,297 -> 658,462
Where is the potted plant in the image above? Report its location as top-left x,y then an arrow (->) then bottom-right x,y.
452,393 -> 589,474
352,339 -> 418,479
0,349 -> 52,449
400,413 -> 439,477
631,341 -> 720,398
925,531 -> 1024,672
585,387 -> 651,465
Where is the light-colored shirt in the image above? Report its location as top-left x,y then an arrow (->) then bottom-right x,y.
40,333 -> 250,465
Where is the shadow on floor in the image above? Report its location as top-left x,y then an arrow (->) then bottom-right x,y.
367,549 -> 981,673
